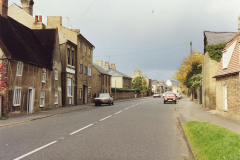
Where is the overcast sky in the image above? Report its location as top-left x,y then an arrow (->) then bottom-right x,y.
9,0 -> 240,82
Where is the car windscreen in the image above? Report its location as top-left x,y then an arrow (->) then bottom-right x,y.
97,94 -> 109,98
154,93 -> 159,94
166,94 -> 175,97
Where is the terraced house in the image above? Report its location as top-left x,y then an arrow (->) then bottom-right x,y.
0,0 -> 62,117
47,16 -> 95,105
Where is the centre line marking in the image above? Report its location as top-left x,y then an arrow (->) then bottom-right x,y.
99,115 -> 112,121
70,124 -> 94,135
115,111 -> 122,114
14,141 -> 58,160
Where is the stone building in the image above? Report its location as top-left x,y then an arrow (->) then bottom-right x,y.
0,3 -> 62,117
47,16 -> 95,105
91,61 -> 111,101
103,62 -> 132,89
59,35 -> 77,106
202,31 -> 237,109
213,30 -> 240,118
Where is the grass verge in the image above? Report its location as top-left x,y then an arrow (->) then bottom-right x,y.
0,116 -> 7,120
183,121 -> 240,160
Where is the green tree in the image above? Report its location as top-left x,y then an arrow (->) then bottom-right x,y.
184,62 -> 202,91
132,76 -> 148,91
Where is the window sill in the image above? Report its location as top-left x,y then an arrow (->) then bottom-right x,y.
55,79 -> 58,80
13,104 -> 20,107
40,106 -> 45,108
68,95 -> 73,97
42,81 -> 46,83
223,109 -> 228,112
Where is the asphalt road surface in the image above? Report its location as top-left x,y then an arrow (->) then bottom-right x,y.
0,97 -> 193,160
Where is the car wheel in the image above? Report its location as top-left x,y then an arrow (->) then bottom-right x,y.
109,102 -> 111,106
95,103 -> 97,106
99,103 -> 101,106
112,101 -> 114,105
174,101 -> 176,104
164,100 -> 166,104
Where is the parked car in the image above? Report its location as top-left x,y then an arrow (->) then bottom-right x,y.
94,93 -> 114,106
153,92 -> 161,98
164,93 -> 177,104
176,93 -> 182,100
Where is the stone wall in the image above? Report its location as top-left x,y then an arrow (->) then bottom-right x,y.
202,52 -> 219,109
113,91 -> 147,100
216,74 -> 240,118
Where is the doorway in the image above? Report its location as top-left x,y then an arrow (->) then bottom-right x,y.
83,85 -> 88,104
27,88 -> 34,114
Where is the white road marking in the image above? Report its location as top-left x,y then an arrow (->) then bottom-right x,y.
99,115 -> 112,121
115,111 -> 122,114
69,124 -> 94,135
14,141 -> 58,160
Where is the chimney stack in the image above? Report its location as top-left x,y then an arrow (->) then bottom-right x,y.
0,0 -> 8,19
96,60 -> 102,67
21,0 -> 34,16
104,62 -> 109,70
32,15 -> 44,29
111,63 -> 116,70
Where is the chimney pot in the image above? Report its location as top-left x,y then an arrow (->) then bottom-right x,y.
35,15 -> 38,22
39,15 -> 42,23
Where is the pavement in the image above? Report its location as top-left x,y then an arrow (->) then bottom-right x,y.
0,97 -> 146,128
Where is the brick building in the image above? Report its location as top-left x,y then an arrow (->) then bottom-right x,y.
0,3 -> 62,117
202,31 -> 237,109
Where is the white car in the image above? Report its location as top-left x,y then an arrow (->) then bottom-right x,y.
176,93 -> 182,100
153,92 -> 161,98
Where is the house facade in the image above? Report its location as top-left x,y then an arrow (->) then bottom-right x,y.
92,61 -> 112,101
47,16 -> 95,105
103,62 -> 132,89
0,5 -> 62,117
202,31 -> 237,109
214,31 -> 240,118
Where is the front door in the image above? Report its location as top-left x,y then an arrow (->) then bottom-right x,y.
27,88 -> 34,114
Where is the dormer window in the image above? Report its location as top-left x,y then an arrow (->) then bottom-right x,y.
222,50 -> 227,69
16,61 -> 23,76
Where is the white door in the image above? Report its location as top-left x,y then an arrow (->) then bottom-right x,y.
224,85 -> 227,110
27,88 -> 34,114
72,84 -> 74,105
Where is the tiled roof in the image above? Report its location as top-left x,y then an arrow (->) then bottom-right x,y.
204,31 -> 237,45
92,64 -> 111,75
0,15 -> 56,69
107,69 -> 132,78
214,32 -> 240,77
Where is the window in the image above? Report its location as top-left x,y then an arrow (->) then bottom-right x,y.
222,50 -> 227,69
79,88 -> 82,99
67,48 -> 70,65
16,61 -> 23,76
40,90 -> 45,107
89,49 -> 91,56
13,87 -> 22,106
79,41 -> 82,50
88,66 -> 91,76
71,50 -> 74,66
79,64 -> 83,73
55,68 -> 58,80
88,88 -> 91,98
55,90 -> 58,104
67,78 -> 72,96
85,45 -> 87,53
42,68 -> 46,83
84,66 -> 87,75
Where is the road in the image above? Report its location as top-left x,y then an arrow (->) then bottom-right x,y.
0,97 -> 193,160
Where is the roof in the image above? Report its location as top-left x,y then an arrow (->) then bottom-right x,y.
92,63 -> 111,75
214,32 -> 240,78
161,82 -> 168,87
0,15 -> 56,69
204,31 -> 237,45
107,69 -> 132,79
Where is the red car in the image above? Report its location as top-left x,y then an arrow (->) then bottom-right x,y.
164,93 -> 177,104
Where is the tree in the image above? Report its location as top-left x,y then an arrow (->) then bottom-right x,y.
184,62 -> 202,91
174,50 -> 202,88
132,76 -> 148,91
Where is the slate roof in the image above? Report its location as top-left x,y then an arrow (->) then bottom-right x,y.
0,15 -> 56,69
204,31 -> 237,45
214,32 -> 240,78
107,69 -> 132,78
92,63 -> 111,75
